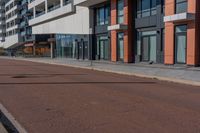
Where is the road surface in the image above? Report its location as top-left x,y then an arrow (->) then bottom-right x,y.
0,58 -> 200,133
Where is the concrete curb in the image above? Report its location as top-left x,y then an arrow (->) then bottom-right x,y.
0,104 -> 28,133
2,57 -> 200,87
0,122 -> 8,133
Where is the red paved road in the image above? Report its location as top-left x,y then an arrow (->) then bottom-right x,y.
0,58 -> 200,133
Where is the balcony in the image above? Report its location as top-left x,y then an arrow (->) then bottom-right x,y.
164,12 -> 195,23
29,3 -> 74,26
74,0 -> 108,7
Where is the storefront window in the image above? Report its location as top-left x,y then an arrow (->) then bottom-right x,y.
56,34 -> 77,58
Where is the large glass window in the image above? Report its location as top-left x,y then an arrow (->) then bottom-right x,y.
117,0 -> 124,24
137,0 -> 157,18
96,5 -> 110,26
56,35 -> 77,58
176,0 -> 187,14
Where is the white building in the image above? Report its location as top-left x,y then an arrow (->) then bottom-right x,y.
1,0 -> 21,49
28,0 -> 90,59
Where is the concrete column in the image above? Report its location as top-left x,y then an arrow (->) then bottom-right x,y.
45,0 -> 48,13
50,42 -> 54,59
60,0 -> 63,7
33,7 -> 36,18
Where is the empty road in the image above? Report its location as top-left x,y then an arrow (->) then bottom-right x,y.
0,58 -> 200,133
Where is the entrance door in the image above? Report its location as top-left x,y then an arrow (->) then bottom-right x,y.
175,25 -> 187,64
176,34 -> 186,64
142,35 -> 157,62
149,35 -> 157,62
117,33 -> 124,61
142,36 -> 149,61
99,39 -> 109,60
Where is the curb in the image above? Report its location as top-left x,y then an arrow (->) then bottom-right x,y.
2,57 -> 200,87
0,104 -> 28,133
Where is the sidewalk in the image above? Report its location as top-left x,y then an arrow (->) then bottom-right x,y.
1,56 -> 200,86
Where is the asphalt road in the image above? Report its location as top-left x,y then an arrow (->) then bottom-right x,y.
0,58 -> 200,133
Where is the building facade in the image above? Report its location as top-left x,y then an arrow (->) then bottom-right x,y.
28,0 -> 90,59
0,0 -> 200,66
164,0 -> 200,66
2,0 -> 21,49
75,0 -> 200,66
0,0 -> 5,44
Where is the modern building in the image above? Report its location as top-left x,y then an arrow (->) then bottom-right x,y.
0,0 -> 200,66
0,0 -> 21,50
75,0 -> 200,66
164,0 -> 200,66
0,0 -> 5,44
28,0 -> 90,59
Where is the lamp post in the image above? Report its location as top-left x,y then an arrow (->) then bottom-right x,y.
89,28 -> 93,67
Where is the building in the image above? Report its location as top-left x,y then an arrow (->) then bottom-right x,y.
0,0 -> 21,50
28,0 -> 90,59
0,0 -> 199,66
164,0 -> 200,66
0,0 -> 5,44
75,0 -> 200,66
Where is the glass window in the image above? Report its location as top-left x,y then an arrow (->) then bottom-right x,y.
142,0 -> 150,17
99,8 -> 105,25
117,0 -> 124,24
137,0 -> 157,18
176,25 -> 187,33
151,0 -> 157,15
96,5 -> 110,26
137,0 -> 142,18
176,0 -> 187,14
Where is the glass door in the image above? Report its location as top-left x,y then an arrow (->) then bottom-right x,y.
176,34 -> 186,64
97,36 -> 110,60
142,36 -> 149,61
149,35 -> 157,62
142,35 -> 157,62
175,25 -> 187,64
117,33 -> 124,61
